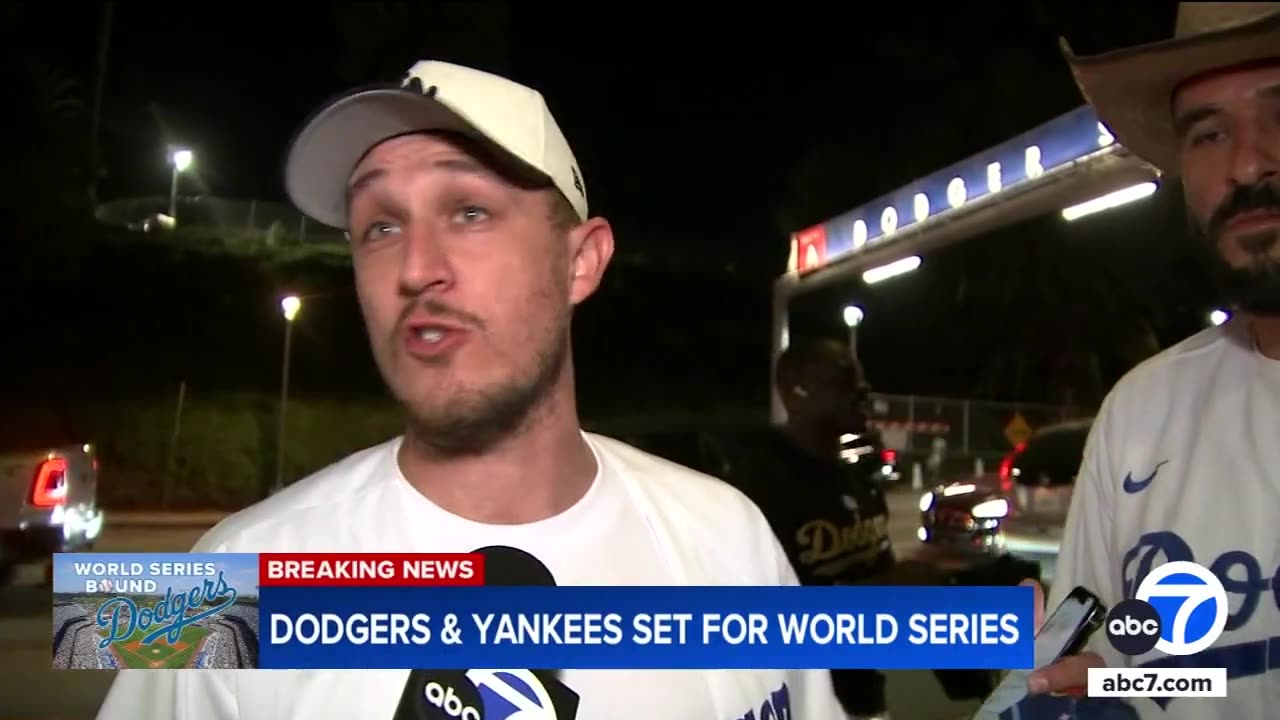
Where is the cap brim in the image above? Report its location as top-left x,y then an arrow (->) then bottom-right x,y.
284,85 -> 549,229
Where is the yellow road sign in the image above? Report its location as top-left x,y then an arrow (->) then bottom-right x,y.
1005,412 -> 1033,447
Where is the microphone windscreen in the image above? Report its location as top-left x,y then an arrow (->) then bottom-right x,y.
394,549 -> 579,719
396,669 -> 581,720
394,669 -> 484,720
470,547 -> 562,681
471,545 -> 557,587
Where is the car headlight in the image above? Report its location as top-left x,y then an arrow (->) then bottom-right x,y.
918,492 -> 934,513
971,498 -> 1009,519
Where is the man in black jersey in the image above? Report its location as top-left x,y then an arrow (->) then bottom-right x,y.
728,337 -> 944,720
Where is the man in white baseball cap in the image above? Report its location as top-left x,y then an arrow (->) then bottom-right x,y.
97,60 -> 846,719
284,59 -> 589,229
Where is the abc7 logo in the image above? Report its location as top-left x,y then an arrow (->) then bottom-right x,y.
1105,561 -> 1230,656
424,670 -> 559,720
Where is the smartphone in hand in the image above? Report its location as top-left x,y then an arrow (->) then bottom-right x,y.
971,586 -> 1107,719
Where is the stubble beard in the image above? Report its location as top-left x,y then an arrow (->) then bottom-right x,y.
1192,181 -> 1280,316
396,320 -> 571,459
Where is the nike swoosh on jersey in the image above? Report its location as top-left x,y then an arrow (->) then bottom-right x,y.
1121,460 -> 1168,494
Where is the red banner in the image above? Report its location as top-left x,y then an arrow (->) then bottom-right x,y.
259,553 -> 484,586
794,225 -> 828,272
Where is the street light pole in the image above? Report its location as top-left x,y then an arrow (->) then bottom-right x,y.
274,295 -> 302,495
168,148 -> 193,221
843,304 -> 865,360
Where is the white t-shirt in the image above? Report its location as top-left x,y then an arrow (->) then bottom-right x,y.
1049,321 -> 1280,719
97,432 -> 842,720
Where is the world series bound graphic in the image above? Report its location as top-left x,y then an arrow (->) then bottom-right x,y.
51,553 -> 261,669
51,551 -> 1040,672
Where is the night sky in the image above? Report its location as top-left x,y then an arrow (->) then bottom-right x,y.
35,2 -> 1178,258
7,1 -> 1207,416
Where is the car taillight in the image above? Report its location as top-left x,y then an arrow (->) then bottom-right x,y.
881,449 -> 897,464
31,456 -> 69,508
999,442 -> 1027,493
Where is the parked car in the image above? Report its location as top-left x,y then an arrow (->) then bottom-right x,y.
0,442 -> 104,587
916,417 -> 1093,581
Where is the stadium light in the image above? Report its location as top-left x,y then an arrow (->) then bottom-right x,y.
1061,182 -> 1158,222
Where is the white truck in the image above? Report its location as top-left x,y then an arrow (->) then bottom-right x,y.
0,442 -> 103,586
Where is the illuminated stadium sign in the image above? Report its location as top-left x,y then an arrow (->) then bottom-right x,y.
788,105 -> 1119,274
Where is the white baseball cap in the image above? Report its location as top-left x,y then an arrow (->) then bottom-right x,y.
284,60 -> 588,229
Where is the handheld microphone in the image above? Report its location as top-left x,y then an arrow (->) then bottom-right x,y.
393,546 -> 580,720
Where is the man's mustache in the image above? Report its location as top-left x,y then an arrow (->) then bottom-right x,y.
396,298 -> 484,331
1207,181 -> 1280,241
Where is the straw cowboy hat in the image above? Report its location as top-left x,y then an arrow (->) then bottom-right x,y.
1060,2 -> 1280,176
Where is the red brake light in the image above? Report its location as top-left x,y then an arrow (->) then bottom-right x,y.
999,442 -> 1027,493
31,457 -> 68,508
881,449 -> 897,464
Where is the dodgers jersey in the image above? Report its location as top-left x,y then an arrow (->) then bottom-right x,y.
1050,320 -> 1280,718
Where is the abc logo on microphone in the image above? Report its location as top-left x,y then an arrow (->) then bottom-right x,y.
405,669 -> 568,720
424,680 -> 483,720
1106,561 -> 1229,657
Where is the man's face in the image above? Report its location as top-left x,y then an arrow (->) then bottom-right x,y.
1174,62 -> 1280,314
345,132 -> 611,454
793,341 -> 871,434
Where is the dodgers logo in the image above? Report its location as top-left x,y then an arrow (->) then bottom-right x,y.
95,570 -> 238,648
1135,561 -> 1230,656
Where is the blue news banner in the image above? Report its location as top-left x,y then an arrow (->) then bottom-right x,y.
259,585 -> 1035,671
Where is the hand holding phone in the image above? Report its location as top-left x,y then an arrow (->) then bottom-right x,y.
1024,582 -> 1110,697
970,585 -> 1107,719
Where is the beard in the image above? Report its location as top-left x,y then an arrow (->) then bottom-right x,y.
1193,180 -> 1280,316
399,319 -> 570,459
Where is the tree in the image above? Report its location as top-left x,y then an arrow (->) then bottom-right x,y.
2,46 -> 96,240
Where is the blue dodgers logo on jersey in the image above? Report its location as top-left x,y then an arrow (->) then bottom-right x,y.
1135,561 -> 1229,656
733,682 -> 790,720
1120,531 -> 1280,710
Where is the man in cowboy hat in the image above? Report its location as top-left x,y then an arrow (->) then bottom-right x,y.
1023,3 -> 1280,719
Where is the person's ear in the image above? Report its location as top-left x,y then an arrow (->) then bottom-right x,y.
566,216 -> 614,305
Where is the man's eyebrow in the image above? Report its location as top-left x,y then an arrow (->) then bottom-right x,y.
1173,105 -> 1220,139
346,167 -> 386,207
1173,81 -> 1280,139
345,157 -> 500,206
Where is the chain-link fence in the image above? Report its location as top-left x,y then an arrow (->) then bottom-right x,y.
866,393 -> 1087,479
95,195 -> 347,248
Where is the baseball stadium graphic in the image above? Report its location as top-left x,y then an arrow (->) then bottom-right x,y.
51,553 -> 260,670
